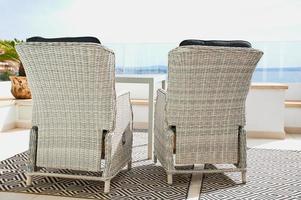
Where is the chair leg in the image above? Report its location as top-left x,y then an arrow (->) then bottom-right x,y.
167,173 -> 173,185
241,171 -> 246,184
26,174 -> 32,186
127,160 -> 132,170
153,154 -> 157,164
104,180 -> 111,194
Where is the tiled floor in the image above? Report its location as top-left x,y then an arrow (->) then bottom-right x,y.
1,129 -> 301,200
0,129 -> 30,161
248,133 -> 301,150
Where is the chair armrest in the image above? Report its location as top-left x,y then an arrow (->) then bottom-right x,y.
116,90 -> 131,99
110,91 -> 133,148
154,89 -> 174,170
103,91 -> 133,177
154,89 -> 168,135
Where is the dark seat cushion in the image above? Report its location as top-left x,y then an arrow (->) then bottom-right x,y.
179,40 -> 251,48
26,36 -> 101,44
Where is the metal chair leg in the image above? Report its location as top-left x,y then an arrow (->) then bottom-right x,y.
241,171 -> 246,184
26,174 -> 32,186
167,173 -> 173,185
154,154 -> 157,164
104,180 -> 111,194
127,160 -> 132,170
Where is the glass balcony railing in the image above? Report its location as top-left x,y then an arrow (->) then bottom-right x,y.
1,42 -> 300,83
252,41 -> 301,83
108,42 -> 301,83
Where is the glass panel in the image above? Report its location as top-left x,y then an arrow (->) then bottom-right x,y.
108,42 -> 301,83
252,41 -> 301,83
1,42 -> 300,83
108,43 -> 176,74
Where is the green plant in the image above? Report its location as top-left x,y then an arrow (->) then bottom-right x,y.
0,39 -> 25,76
0,39 -> 22,61
0,70 -> 14,81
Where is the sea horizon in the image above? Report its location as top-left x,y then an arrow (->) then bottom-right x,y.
115,66 -> 301,83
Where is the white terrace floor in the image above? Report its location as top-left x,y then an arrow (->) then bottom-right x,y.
1,129 -> 301,200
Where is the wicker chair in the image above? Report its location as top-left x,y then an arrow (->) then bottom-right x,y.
154,45 -> 263,184
16,42 -> 133,194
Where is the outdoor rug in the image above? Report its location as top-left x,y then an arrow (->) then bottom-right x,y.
0,132 -> 191,199
2,133 -> 301,200
199,148 -> 301,200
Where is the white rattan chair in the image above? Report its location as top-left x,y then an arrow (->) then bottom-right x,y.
154,45 -> 263,184
16,42 -> 133,194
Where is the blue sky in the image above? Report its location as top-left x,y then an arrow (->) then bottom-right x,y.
1,0 -> 301,68
1,0 -> 301,42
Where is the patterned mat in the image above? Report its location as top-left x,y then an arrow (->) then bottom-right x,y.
0,133 -> 191,199
199,149 -> 301,200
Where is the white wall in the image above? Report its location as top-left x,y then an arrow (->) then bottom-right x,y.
286,83 -> 301,100
0,83 -> 296,139
0,105 -> 16,131
0,82 -> 15,131
120,84 -> 289,138
0,81 -> 13,99
285,108 -> 301,128
245,89 -> 286,136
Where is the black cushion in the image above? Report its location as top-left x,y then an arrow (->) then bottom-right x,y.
26,36 -> 101,44
179,40 -> 251,48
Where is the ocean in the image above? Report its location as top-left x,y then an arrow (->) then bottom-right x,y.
116,66 -> 301,83
252,67 -> 301,83
110,41 -> 301,83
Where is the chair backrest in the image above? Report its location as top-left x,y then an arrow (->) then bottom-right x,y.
167,45 -> 263,164
16,42 -> 116,171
